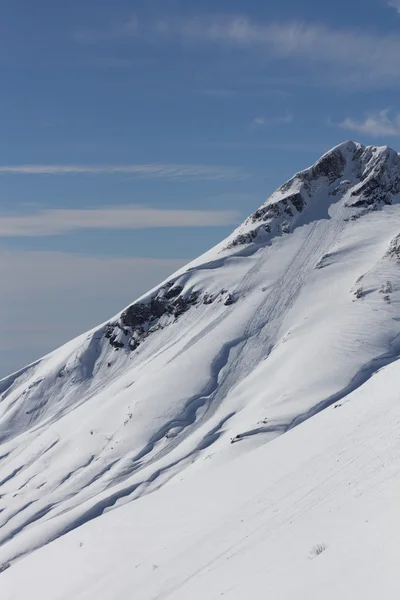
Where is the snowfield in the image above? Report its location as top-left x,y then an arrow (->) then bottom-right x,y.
3,361 -> 400,599
2,141 -> 400,598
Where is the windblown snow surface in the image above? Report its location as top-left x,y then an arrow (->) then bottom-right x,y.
2,141 -> 400,598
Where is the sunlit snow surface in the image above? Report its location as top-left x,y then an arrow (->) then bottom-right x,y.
2,141 -> 400,598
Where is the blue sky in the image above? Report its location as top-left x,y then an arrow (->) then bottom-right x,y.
2,0 -> 400,375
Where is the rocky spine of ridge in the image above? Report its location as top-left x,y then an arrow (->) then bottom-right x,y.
101,145 -> 351,355
347,144 -> 400,208
226,143 -> 349,248
103,141 -> 400,357
227,142 -> 400,249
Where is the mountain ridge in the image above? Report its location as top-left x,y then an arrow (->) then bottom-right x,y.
2,140 -> 400,570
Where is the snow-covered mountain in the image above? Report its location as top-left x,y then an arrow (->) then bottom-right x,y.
2,140 -> 400,598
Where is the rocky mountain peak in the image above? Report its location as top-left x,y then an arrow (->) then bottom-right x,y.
226,141 -> 400,249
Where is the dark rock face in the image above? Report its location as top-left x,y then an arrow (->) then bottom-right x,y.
203,293 -> 214,305
224,293 -> 236,306
251,193 -> 305,225
104,325 -> 127,349
310,150 -> 346,184
227,229 -> 258,248
288,192 -> 305,213
121,304 -> 152,328
104,281 -> 238,354
104,284 -> 203,353
350,177 -> 393,208
120,285 -> 197,327
385,234 -> 400,263
150,297 -> 167,318
164,285 -> 183,300
251,203 -> 280,223
348,148 -> 400,210
227,191 -> 305,249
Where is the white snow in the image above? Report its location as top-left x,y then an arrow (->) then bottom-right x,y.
1,140 -> 400,598
2,360 -> 400,599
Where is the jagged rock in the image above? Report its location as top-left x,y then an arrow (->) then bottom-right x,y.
121,304 -> 152,328
227,229 -> 258,248
224,294 -> 236,306
380,281 -> 393,295
172,297 -> 187,318
310,149 -> 346,183
350,177 -> 392,207
251,203 -> 281,223
385,234 -> 400,262
203,293 -> 214,305
186,291 -> 200,305
164,285 -> 183,300
227,190 -> 305,248
104,284 -> 202,353
150,297 -> 167,318
287,192 -> 305,213
354,287 -> 364,299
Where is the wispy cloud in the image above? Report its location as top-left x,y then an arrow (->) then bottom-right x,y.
389,1 -> 400,13
74,15 -> 400,87
339,109 -> 400,137
0,163 -> 246,180
252,113 -> 293,128
165,18 -> 400,84
0,206 -> 241,237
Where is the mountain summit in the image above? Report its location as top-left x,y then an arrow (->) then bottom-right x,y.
2,142 -> 400,598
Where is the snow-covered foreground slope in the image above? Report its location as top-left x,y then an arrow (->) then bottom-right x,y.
2,141 -> 400,590
2,359 -> 400,599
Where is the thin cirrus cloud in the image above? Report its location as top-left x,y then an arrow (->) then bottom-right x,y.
0,163 -> 246,181
389,1 -> 400,12
252,113 -> 293,128
0,206 -> 241,237
339,109 -> 400,137
74,15 -> 400,86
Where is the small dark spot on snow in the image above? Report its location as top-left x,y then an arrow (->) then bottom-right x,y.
309,544 -> 327,558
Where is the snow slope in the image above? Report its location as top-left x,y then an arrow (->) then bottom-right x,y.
2,356 -> 400,599
2,141 -> 400,595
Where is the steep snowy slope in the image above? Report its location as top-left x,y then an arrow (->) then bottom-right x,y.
2,356 -> 400,599
2,140 -> 400,573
